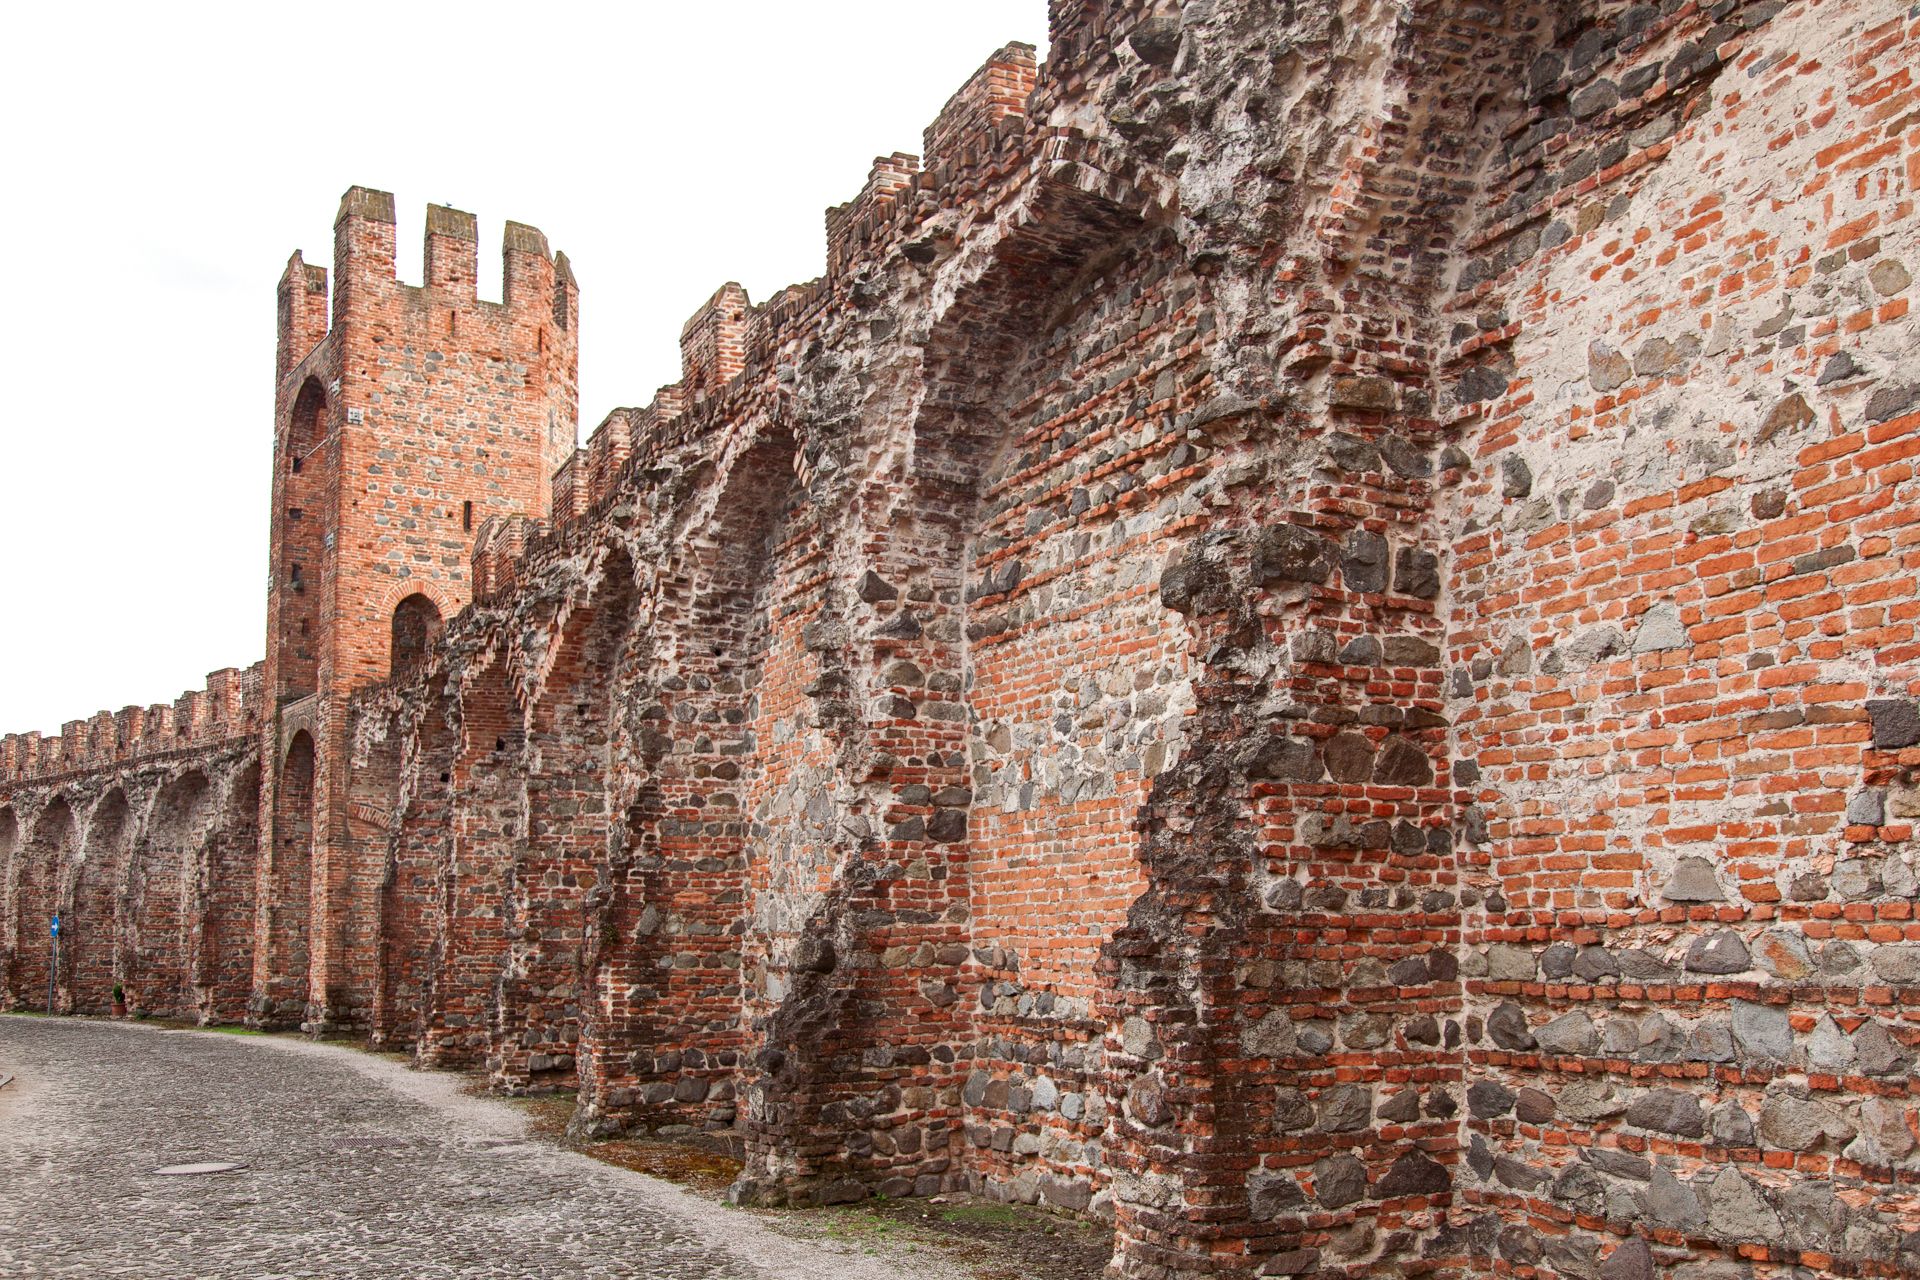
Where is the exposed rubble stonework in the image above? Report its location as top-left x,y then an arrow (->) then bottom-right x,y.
5,1 -> 1919,1275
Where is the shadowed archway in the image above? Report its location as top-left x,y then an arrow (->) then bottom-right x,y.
258,732 -> 316,1027
132,772 -> 210,1017
65,789 -> 131,1013
13,799 -> 73,1010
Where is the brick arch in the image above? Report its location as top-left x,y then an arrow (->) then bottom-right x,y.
131,772 -> 210,1018
1052,3 -> 1567,1272
420,649 -> 526,1068
935,165 -> 1210,1216
518,543 -> 639,709
256,730 -> 316,1028
494,542 -> 637,1091
374,578 -> 458,681
277,379 -> 331,702
388,593 -> 446,681
193,760 -> 259,1023
371,576 -> 457,622
63,786 -> 132,1013
576,424 -> 803,1136
11,797 -> 74,1010
737,151 -> 1204,1210
0,804 -> 15,884
287,375 -> 329,455
373,689 -> 454,1050
660,422 -> 799,672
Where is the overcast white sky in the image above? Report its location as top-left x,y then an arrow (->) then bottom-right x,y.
0,1 -> 1047,738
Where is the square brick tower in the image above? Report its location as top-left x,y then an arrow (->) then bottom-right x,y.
254,186 -> 578,1029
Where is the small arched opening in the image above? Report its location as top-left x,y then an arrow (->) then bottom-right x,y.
277,378 -> 330,702
389,593 -> 444,680
288,378 -> 328,471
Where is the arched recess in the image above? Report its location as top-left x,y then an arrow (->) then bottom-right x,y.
132,772 -> 209,1018
276,377 -> 329,702
65,788 -> 132,1013
578,425 -> 802,1134
494,546 -> 635,1091
373,696 -> 453,1049
12,799 -> 73,1010
421,652 -> 524,1068
389,593 -> 444,680
258,731 -> 316,1027
930,179 -> 1206,1214
0,807 -> 19,1003
732,161 -> 1186,1210
193,762 -> 260,1023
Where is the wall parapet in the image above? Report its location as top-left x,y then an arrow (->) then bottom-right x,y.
0,661 -> 265,789
505,38 -> 1163,598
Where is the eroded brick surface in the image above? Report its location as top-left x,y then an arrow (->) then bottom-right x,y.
5,2 -> 1918,1276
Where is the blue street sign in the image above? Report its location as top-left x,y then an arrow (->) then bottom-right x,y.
50,915 -> 60,938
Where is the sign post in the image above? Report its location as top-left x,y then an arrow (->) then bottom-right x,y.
47,915 -> 60,1015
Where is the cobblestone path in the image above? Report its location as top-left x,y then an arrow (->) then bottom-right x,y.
0,1016 -> 964,1279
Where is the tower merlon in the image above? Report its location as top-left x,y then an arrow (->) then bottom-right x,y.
337,185 -> 399,226
503,220 -> 569,319
277,250 -> 331,380
425,203 -> 480,297
334,185 -> 400,315
503,220 -> 549,258
553,251 -> 578,331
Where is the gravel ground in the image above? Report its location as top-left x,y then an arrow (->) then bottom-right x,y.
0,1014 -> 970,1279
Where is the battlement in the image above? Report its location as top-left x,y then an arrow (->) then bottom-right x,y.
542,394 -> 679,541
424,202 -> 479,293
276,186 -> 581,379
471,515 -> 543,605
509,41 -> 1065,564
0,661 -> 265,787
266,184 -> 583,700
276,253 -> 330,381
826,153 -> 922,277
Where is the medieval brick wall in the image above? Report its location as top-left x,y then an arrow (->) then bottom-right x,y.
2,668 -> 264,1023
258,191 -> 581,1033
1446,0 -> 1920,1273
5,2 -> 1916,1277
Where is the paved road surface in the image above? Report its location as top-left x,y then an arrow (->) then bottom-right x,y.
0,1015 -> 961,1279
